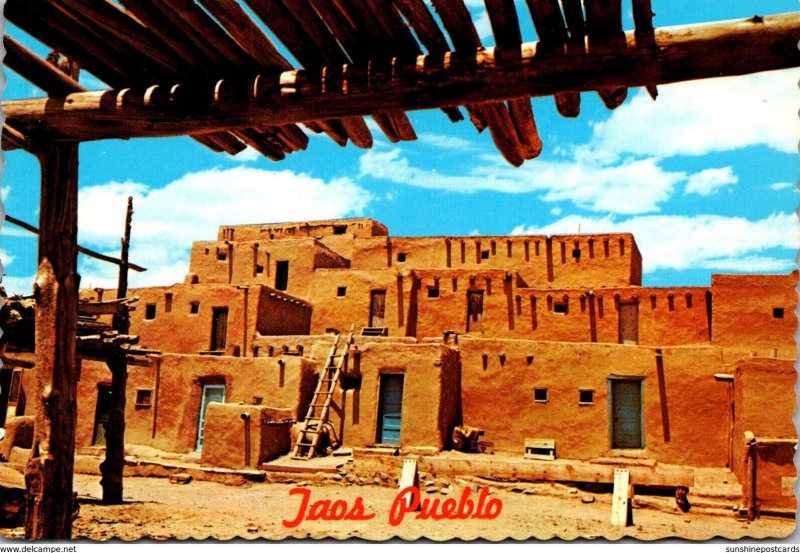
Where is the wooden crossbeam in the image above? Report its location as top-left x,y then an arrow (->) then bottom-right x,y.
4,14 -> 798,152
3,35 -> 86,96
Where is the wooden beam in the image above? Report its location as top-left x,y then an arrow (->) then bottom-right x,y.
4,215 -> 147,273
25,143 -> 79,540
4,14 -> 798,147
3,35 -> 86,96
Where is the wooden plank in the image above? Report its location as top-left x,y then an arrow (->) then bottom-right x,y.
611,468 -> 632,526
233,129 -> 287,161
507,98 -> 543,159
585,0 -> 628,109
393,0 -> 451,54
3,35 -> 86,96
429,0 -> 481,51
2,124 -> 30,152
372,112 -> 418,143
6,13 -> 799,145
485,0 -> 523,51
195,0 -> 293,69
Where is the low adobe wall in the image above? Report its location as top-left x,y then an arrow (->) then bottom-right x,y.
201,404 -> 292,469
458,337 -> 730,467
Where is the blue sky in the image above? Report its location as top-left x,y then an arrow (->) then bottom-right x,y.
1,1 -> 798,294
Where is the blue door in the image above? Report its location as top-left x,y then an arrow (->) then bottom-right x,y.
197,384 -> 226,451
378,375 -> 404,445
610,379 -> 643,449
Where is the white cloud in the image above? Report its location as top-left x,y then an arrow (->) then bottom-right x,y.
229,146 -> 260,163
418,133 -> 473,150
0,273 -> 35,296
550,206 -> 562,216
360,147 -> 687,214
1,186 -> 10,202
593,70 -> 800,157
684,167 -> 738,196
76,167 -> 373,288
512,212 -> 798,274
770,182 -> 796,191
0,249 -> 16,268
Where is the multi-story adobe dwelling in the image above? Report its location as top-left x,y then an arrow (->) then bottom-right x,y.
1,218 -> 795,513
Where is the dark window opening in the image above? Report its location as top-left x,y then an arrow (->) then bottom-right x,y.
333,225 -> 347,235
773,307 -> 785,319
256,264 -> 264,274
217,251 -> 227,261
165,293 -> 173,313
481,250 -> 490,260
337,286 -> 347,297
341,375 -> 362,390
534,388 -> 549,403
275,260 -> 289,291
397,252 -> 407,262
136,389 -> 153,407
190,302 -> 200,314
553,301 -> 568,314
427,287 -> 440,298
145,304 -> 156,320
579,389 -> 594,404
572,249 -> 581,259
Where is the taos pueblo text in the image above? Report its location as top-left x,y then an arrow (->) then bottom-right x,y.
282,486 -> 502,528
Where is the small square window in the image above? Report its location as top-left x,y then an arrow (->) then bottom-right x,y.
333,225 -> 347,235
427,287 -> 440,298
256,264 -> 264,274
337,286 -> 347,297
217,252 -> 227,261
135,389 -> 153,407
481,250 -> 490,259
534,388 -> 548,403
553,301 -> 568,314
773,307 -> 785,319
397,253 -> 407,262
579,389 -> 594,404
572,249 -> 581,259
145,304 -> 156,320
190,302 -> 200,314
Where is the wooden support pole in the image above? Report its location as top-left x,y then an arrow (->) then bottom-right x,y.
25,142 -> 80,540
4,13 -> 798,145
114,196 -> 134,330
99,352 -> 127,504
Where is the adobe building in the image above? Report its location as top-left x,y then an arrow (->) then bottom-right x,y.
1,218 -> 796,514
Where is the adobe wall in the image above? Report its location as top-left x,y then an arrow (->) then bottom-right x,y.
255,288 -> 311,337
326,343 -> 461,450
217,218 -> 388,241
711,272 -> 797,358
76,355 -> 315,454
347,234 -> 641,288
458,337 -> 730,467
731,358 -> 796,510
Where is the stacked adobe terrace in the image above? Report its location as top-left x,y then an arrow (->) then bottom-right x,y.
35,218 -> 796,515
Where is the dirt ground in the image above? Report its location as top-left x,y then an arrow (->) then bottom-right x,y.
2,474 -> 794,542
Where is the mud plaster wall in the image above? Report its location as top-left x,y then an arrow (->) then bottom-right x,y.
76,360 -> 157,448
711,272 -> 797,358
200,403 -> 292,469
256,288 -> 311,337
731,358 -> 796,510
458,338 -> 729,467
218,218 -> 388,241
325,343 -> 460,450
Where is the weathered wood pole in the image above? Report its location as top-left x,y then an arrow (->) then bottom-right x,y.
99,352 -> 127,504
101,197 -> 134,504
25,142 -> 80,540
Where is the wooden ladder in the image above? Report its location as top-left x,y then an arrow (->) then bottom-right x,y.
291,324 -> 355,460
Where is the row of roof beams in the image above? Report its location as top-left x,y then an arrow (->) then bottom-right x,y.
3,0 -> 799,165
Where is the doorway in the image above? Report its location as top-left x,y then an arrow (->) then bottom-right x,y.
466,290 -> 484,332
376,374 -> 404,445
92,385 -> 113,446
210,307 -> 229,351
275,260 -> 289,291
0,369 -> 11,427
370,290 -> 386,328
618,302 -> 639,345
196,384 -> 225,451
609,378 -> 644,449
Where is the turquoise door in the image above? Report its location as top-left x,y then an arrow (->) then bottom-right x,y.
377,375 -> 404,445
197,384 -> 225,451
610,379 -> 643,449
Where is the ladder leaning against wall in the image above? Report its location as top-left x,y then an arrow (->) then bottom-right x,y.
291,324 -> 355,460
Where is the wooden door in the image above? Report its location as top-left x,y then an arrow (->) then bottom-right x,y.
196,384 -> 226,451
618,303 -> 639,345
370,290 -> 386,328
466,290 -> 484,332
610,379 -> 643,449
92,385 -> 113,446
210,307 -> 229,351
377,374 -> 404,445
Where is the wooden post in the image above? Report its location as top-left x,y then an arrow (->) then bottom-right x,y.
25,142 -> 80,540
99,352 -> 127,504
113,196 -> 133,332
